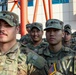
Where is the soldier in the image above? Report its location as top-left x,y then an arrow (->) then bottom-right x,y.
25,22 -> 48,55
63,24 -> 72,46
0,11 -> 27,75
72,31 -> 76,50
42,19 -> 76,75
72,31 -> 76,42
43,19 -> 64,43
20,23 -> 32,44
63,24 -> 76,51
0,11 -> 47,75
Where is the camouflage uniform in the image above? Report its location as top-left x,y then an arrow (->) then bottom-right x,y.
70,42 -> 76,51
63,40 -> 76,51
0,43 -> 27,75
26,41 -> 48,55
63,24 -> 76,51
20,43 -> 48,75
0,11 -> 27,75
20,34 -> 32,44
26,22 -> 48,55
72,32 -> 76,51
0,41 -> 47,75
43,19 -> 76,75
42,46 -> 76,75
20,24 -> 32,44
0,11 -> 47,75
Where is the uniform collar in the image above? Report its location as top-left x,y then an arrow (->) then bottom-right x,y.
28,40 -> 44,47
3,42 -> 19,55
44,46 -> 64,56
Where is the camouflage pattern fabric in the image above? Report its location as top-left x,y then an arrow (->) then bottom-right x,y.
20,43 -> 48,75
0,11 -> 19,26
71,37 -> 76,51
62,38 -> 76,51
64,24 -> 72,34
0,42 -> 48,75
30,22 -> 43,31
20,34 -> 32,44
63,41 -> 76,51
42,38 -> 48,42
42,46 -> 76,75
26,52 -> 48,75
70,43 -> 76,51
0,43 -> 27,75
26,41 -> 48,55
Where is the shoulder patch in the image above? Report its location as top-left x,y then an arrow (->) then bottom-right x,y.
27,52 -> 47,69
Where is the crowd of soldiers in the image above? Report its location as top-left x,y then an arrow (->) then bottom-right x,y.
0,11 -> 76,75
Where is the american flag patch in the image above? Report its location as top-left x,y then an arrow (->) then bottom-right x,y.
48,63 -> 56,75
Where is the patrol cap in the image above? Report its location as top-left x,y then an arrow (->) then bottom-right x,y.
31,22 -> 43,31
0,11 -> 19,26
44,19 -> 63,30
26,23 -> 31,28
51,19 -> 64,25
64,24 -> 72,34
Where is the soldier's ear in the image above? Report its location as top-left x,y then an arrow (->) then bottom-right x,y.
62,30 -> 65,38
16,26 -> 20,34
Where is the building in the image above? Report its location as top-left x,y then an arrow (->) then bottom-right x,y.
0,0 -> 76,39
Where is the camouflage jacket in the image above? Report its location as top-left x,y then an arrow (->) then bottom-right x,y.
26,41 -> 48,55
20,34 -> 32,44
0,42 -> 48,75
20,43 -> 48,75
0,43 -> 27,75
64,43 -> 76,51
63,38 -> 76,51
42,46 -> 76,75
70,43 -> 76,51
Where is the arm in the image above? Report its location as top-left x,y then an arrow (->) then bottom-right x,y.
17,53 -> 27,75
26,52 -> 48,75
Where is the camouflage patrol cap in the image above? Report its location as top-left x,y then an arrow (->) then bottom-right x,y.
64,24 -> 72,34
0,11 -> 19,26
44,19 -> 63,30
26,23 -> 31,28
31,22 -> 43,31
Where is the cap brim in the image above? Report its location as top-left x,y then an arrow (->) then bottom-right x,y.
0,17 -> 13,26
31,26 -> 41,30
44,26 -> 61,30
64,30 -> 71,34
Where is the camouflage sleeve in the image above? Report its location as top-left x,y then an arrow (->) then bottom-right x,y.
69,55 -> 76,75
17,53 -> 27,75
26,52 -> 48,75
74,56 -> 76,74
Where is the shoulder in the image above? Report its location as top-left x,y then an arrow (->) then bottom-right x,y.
40,41 -> 48,47
62,46 -> 75,56
70,43 -> 76,50
26,52 -> 47,69
18,44 -> 27,60
20,34 -> 30,41
17,49 -> 27,74
20,35 -> 26,40
19,43 -> 32,54
26,43 -> 32,46
62,46 -> 74,52
18,51 -> 27,62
